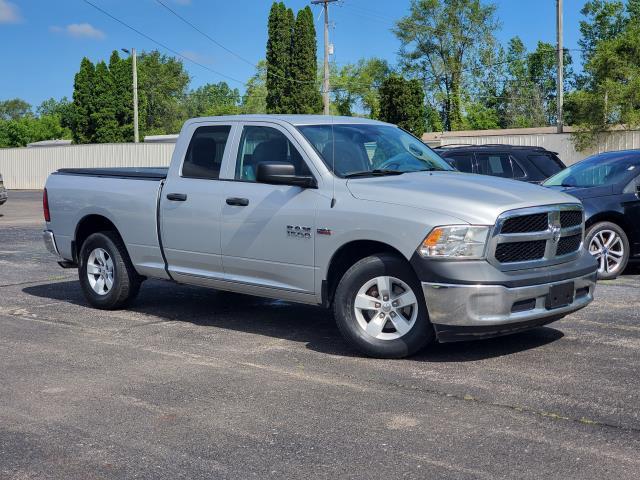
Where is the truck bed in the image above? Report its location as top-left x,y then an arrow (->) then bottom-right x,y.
55,167 -> 168,180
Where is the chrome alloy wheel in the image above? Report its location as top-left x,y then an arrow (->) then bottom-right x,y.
353,276 -> 418,340
589,229 -> 625,276
86,247 -> 115,295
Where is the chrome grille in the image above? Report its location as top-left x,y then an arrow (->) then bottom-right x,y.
488,204 -> 584,270
501,213 -> 548,234
560,210 -> 583,228
556,234 -> 582,256
495,240 -> 546,263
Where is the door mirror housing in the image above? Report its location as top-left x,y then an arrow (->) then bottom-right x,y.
256,162 -> 317,188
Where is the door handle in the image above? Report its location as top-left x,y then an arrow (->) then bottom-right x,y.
166,193 -> 187,201
226,197 -> 249,206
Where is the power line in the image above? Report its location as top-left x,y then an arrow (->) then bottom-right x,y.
154,0 -> 256,68
82,0 -> 246,86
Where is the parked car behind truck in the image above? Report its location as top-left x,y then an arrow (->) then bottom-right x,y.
0,173 -> 7,205
544,149 -> 640,279
43,115 -> 598,358
436,144 -> 566,183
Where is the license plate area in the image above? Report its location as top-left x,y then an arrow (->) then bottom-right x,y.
545,282 -> 575,310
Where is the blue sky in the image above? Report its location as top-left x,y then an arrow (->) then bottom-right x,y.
0,0 -> 587,109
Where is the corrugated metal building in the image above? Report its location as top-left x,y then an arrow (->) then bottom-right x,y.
0,142 -> 175,189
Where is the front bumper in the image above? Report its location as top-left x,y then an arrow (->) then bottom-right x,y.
423,271 -> 596,342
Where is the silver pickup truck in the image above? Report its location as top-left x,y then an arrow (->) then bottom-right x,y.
43,115 -> 598,358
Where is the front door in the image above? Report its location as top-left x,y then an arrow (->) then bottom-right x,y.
160,123 -> 235,280
220,123 -> 318,294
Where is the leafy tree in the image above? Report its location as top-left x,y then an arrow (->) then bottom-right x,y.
566,19 -> 640,148
91,61 -> 120,143
395,0 -> 500,131
0,98 -> 32,120
378,75 -> 426,136
0,115 -> 70,148
331,58 -> 391,118
37,97 -> 73,125
242,61 -> 268,114
138,50 -> 190,135
578,0 -> 627,68
462,101 -> 500,130
185,82 -> 241,117
70,57 -> 96,143
266,2 -> 294,113
290,6 -> 321,113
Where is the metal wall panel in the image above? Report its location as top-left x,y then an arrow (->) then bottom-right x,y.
0,143 -> 174,189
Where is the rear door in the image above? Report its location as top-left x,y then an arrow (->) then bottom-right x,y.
160,122 -> 236,279
219,122 -> 319,294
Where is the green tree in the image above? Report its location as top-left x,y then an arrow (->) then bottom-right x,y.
331,58 -> 391,118
498,37 -> 546,128
70,57 -> 96,143
378,75 -> 426,136
289,6 -> 321,113
566,19 -> 640,148
462,101 -> 500,130
242,61 -> 268,114
266,2 -> 294,113
0,115 -> 70,148
91,61 -> 120,143
138,50 -> 190,134
185,82 -> 241,117
395,0 -> 500,131
0,98 -> 32,120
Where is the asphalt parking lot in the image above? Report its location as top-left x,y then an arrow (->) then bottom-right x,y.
1,190 -> 639,479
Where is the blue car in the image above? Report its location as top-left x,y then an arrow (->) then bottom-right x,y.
544,150 -> 640,279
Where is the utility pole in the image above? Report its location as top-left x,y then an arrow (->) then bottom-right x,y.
556,0 -> 563,133
312,0 -> 337,115
122,48 -> 140,143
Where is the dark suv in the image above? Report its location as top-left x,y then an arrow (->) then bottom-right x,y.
434,144 -> 566,183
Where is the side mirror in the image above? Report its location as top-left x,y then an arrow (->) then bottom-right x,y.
256,162 -> 317,188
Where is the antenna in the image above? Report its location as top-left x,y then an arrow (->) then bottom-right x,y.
330,112 -> 336,208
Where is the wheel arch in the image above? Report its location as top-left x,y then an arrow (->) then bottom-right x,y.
586,211 -> 630,238
74,214 -> 126,262
323,240 -> 413,307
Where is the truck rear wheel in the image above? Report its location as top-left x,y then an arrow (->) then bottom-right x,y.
333,253 -> 434,358
78,231 -> 142,309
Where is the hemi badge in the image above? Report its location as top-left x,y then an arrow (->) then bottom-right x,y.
317,228 -> 332,236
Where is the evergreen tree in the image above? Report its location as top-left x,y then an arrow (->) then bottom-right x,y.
71,57 -> 96,144
91,61 -> 119,143
290,6 -> 321,113
266,2 -> 294,113
109,51 -> 135,142
378,75 -> 426,136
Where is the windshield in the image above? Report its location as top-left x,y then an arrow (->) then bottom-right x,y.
297,124 -> 454,177
544,152 -> 640,188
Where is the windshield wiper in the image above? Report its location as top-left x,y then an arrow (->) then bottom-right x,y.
343,169 -> 405,178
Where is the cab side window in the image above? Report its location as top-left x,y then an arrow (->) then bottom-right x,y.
235,126 -> 310,182
182,125 -> 231,179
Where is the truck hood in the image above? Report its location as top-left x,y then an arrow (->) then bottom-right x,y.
346,171 -> 580,225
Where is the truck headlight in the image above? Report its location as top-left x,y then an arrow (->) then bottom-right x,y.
418,225 -> 490,259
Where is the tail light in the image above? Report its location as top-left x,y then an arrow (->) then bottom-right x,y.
43,188 -> 51,222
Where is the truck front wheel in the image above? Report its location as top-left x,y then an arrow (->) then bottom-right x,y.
78,231 -> 142,309
333,253 -> 434,358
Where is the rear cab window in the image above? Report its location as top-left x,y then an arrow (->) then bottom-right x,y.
182,125 -> 232,179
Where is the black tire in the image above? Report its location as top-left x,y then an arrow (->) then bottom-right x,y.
78,231 -> 142,309
585,221 -> 630,280
333,253 -> 434,358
